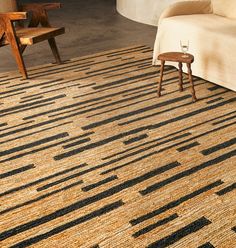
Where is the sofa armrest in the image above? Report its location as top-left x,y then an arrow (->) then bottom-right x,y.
159,0 -> 212,25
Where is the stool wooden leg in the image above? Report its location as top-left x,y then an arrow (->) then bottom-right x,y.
158,60 -> 165,97
187,63 -> 197,102
178,62 -> 183,92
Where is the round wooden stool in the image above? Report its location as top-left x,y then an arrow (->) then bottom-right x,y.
157,52 -> 197,102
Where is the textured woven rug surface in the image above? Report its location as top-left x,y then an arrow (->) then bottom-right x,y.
0,45 -> 236,248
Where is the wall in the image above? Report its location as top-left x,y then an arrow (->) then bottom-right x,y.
0,0 -> 18,12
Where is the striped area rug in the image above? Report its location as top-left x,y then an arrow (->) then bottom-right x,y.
0,45 -> 236,248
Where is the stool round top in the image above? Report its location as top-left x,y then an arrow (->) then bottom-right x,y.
158,52 -> 194,63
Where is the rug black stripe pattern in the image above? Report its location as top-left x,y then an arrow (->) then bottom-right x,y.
0,45 -> 235,248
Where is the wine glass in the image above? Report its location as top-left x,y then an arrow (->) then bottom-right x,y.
180,40 -> 189,57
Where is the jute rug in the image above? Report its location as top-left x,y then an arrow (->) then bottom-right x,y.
0,45 -> 235,248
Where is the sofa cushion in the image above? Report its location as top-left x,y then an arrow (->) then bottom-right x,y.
211,0 -> 236,19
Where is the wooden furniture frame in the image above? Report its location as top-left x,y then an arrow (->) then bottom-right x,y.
157,52 -> 197,102
0,2 -> 65,78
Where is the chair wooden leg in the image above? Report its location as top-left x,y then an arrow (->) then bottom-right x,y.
178,62 -> 183,92
20,45 -> 27,54
158,60 -> 165,97
48,38 -> 62,64
9,40 -> 28,79
187,63 -> 197,102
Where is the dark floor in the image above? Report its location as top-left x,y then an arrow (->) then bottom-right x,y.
0,0 -> 157,73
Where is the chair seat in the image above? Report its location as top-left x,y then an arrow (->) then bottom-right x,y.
16,27 -> 65,45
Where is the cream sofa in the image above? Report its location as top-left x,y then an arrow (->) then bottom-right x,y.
117,0 -> 183,26
153,0 -> 236,91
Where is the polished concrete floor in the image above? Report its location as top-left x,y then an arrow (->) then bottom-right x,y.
0,0 -> 157,73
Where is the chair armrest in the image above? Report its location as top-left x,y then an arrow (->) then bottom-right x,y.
0,12 -> 28,47
0,12 -> 28,21
159,0 -> 212,25
20,3 -> 62,12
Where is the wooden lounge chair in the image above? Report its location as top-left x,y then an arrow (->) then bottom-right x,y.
0,1 -> 65,78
